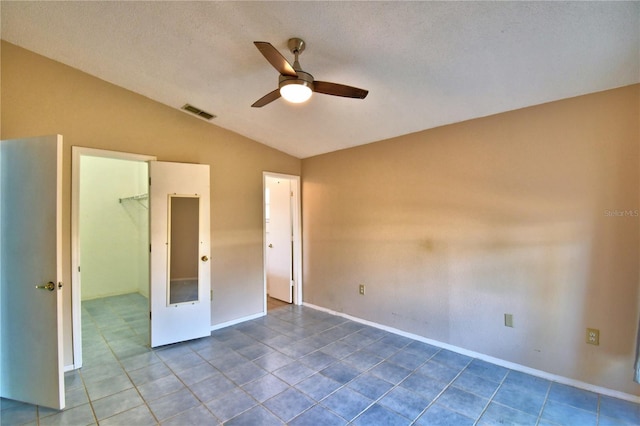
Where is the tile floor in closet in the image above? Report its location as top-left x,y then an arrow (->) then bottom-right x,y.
1,292 -> 639,425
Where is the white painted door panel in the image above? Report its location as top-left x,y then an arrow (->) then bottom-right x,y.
266,177 -> 292,303
0,135 -> 65,409
149,161 -> 210,347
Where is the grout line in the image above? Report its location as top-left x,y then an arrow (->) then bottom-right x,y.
472,367 -> 510,426
409,357 -> 472,425
535,381 -> 553,425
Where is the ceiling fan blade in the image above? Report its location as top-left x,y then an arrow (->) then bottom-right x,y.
254,42 -> 297,77
314,81 -> 368,99
252,89 -> 281,108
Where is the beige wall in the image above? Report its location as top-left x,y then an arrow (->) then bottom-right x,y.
1,41 -> 301,366
302,85 -> 640,395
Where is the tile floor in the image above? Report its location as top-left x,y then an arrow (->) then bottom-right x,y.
1,293 -> 639,425
267,296 -> 290,311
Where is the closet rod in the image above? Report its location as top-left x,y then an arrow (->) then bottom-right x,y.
119,193 -> 148,203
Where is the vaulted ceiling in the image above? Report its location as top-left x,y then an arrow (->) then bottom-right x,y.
2,1 -> 638,158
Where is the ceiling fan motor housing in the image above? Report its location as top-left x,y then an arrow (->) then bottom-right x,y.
279,70 -> 314,92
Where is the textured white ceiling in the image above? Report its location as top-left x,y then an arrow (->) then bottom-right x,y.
2,1 -> 639,158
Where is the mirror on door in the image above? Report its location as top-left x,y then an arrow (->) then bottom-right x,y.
168,195 -> 200,305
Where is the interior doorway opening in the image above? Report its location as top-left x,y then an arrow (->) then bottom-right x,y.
71,147 -> 156,368
263,172 -> 302,313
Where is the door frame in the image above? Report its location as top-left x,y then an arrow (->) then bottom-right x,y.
262,172 -> 302,311
71,147 -> 156,369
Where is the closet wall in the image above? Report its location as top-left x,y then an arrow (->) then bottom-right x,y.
80,156 -> 149,300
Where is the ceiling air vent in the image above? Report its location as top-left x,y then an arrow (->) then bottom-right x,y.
181,104 -> 216,120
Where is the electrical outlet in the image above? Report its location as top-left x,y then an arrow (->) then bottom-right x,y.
586,328 -> 599,345
504,314 -> 514,328
359,284 -> 365,295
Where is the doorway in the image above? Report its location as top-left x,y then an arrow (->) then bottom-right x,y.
71,147 -> 156,368
263,172 -> 302,312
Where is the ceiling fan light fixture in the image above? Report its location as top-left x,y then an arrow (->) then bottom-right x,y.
280,80 -> 313,103
252,39 -> 368,108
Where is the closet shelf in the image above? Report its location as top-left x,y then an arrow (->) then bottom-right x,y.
119,193 -> 148,208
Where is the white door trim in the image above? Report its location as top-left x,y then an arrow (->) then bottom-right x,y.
262,172 -> 302,312
71,147 -> 156,369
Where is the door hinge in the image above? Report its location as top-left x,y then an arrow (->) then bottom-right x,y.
78,266 -> 81,272
149,177 -> 151,186
149,244 -> 152,253
149,311 -> 151,320
210,290 -> 213,301
291,191 -> 294,197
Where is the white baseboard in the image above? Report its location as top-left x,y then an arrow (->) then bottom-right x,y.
303,302 -> 640,404
210,311 -> 266,331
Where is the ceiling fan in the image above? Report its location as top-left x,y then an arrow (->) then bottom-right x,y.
252,38 -> 369,107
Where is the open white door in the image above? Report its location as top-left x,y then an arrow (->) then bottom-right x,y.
0,135 -> 65,410
265,176 -> 293,303
149,161 -> 211,347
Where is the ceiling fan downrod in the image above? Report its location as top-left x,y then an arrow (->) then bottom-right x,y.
288,38 -> 305,71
